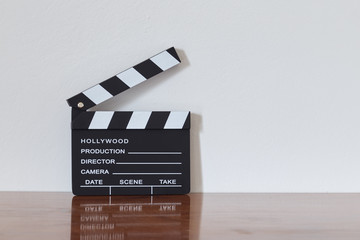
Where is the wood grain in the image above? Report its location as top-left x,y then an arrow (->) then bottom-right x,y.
0,192 -> 359,240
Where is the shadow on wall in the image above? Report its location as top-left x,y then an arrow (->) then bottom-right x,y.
190,113 -> 203,193
178,48 -> 203,193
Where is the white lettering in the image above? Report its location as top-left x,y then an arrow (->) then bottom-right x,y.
159,205 -> 176,211
80,223 -> 114,230
81,169 -> 110,175
80,138 -> 129,144
80,214 -> 109,222
80,149 -> 126,154
119,205 -> 142,212
85,206 -> 103,212
159,179 -> 176,184
119,179 -> 143,185
81,159 -> 115,164
85,179 -> 103,185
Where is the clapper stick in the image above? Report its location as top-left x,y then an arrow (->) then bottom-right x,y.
67,47 -> 191,196
67,47 -> 181,110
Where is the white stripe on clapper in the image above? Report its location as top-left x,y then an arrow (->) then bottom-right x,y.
150,51 -> 180,71
126,111 -> 152,129
83,84 -> 113,104
164,111 -> 189,129
116,68 -> 147,88
88,111 -> 114,129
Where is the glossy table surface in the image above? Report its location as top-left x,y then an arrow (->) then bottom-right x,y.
0,192 -> 359,240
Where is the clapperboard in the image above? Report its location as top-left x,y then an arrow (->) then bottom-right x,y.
66,47 -> 190,196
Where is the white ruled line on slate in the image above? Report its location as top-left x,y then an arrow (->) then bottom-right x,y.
127,152 -> 182,155
112,173 -> 182,175
116,162 -> 182,165
80,185 -> 183,188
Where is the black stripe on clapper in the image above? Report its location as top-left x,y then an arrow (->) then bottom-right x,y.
145,112 -> 170,129
167,47 -> 181,62
133,59 -> 163,79
71,112 -> 95,129
100,76 -> 130,96
108,112 -> 133,129
182,113 -> 191,129
67,93 -> 96,110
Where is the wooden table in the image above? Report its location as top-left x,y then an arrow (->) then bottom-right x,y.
0,192 -> 359,239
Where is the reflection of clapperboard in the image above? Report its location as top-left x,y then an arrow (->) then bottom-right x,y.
71,195 -> 190,240
67,47 -> 190,196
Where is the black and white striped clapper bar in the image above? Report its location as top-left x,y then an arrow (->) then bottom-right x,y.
66,47 -> 190,196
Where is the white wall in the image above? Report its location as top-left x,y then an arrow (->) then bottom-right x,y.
1,0 -> 360,192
